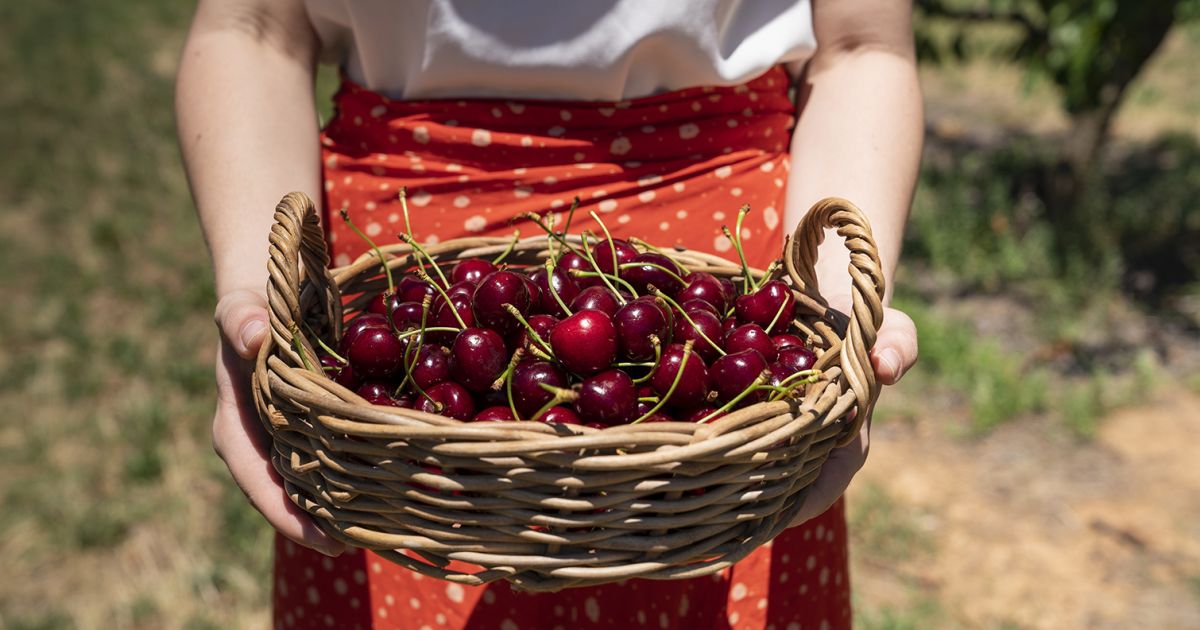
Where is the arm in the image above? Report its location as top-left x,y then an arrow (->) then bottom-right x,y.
177,0 -> 342,555
784,0 -> 922,524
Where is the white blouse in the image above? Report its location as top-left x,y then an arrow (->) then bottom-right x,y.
304,0 -> 817,101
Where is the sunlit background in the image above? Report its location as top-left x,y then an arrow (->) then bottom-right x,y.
1,2 -> 1197,627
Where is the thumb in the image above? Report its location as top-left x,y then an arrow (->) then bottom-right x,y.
870,307 -> 918,386
214,289 -> 270,361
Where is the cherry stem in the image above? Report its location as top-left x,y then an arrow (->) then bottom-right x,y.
632,335 -> 662,384
396,295 -> 434,398
724,204 -> 754,292
396,326 -> 460,339
578,232 -> 629,304
648,286 -> 726,357
615,361 -> 655,368
493,346 -> 526,392
303,322 -> 347,364
503,304 -> 553,357
544,258 -> 574,316
588,210 -> 621,280
764,290 -> 793,334
414,268 -> 467,329
340,209 -> 395,293
767,369 -> 821,401
398,233 -> 451,289
697,369 -> 771,424
492,230 -> 521,265
289,323 -> 317,372
529,385 -> 577,422
629,238 -> 691,274
752,259 -> 782,293
570,269 -> 638,298
618,261 -> 687,286
631,339 -> 695,424
515,210 -> 582,258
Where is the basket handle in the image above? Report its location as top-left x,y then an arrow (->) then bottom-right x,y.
784,197 -> 886,446
266,192 -> 341,369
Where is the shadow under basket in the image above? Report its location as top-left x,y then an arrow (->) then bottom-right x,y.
254,192 -> 884,592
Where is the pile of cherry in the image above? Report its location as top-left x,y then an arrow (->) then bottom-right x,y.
315,209 -> 819,428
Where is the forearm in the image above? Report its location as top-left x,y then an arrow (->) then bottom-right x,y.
784,42 -> 923,303
176,0 -> 321,297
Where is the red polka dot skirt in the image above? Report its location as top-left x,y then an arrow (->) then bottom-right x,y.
274,66 -> 853,630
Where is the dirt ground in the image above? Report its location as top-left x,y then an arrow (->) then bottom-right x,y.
848,386 -> 1200,629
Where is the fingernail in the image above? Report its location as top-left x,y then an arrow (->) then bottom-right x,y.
240,320 -> 267,353
880,349 -> 901,379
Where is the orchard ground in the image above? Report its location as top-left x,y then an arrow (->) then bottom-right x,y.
0,5 -> 1197,628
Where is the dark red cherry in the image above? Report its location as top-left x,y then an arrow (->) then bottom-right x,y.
451,259 -> 498,286
584,422 -> 608,430
417,381 -> 476,420
558,251 -> 602,288
397,274 -> 435,304
473,406 -> 516,422
356,381 -> 407,407
513,313 -> 559,352
709,349 -> 769,403
367,292 -> 405,317
449,328 -> 509,392
672,309 -> 725,363
576,369 -> 637,425
541,406 -> 582,425
682,298 -> 719,318
718,277 -> 737,305
519,273 -> 543,312
649,344 -> 709,409
510,360 -> 568,417
409,343 -> 451,389
472,271 -> 531,333
614,298 -> 670,361
734,280 -> 795,334
721,316 -> 740,336
677,272 -> 729,314
640,412 -> 673,423
334,362 -> 360,389
569,285 -> 621,317
679,406 -> 724,423
446,280 -> 475,300
430,293 -> 474,344
549,309 -> 618,376
529,266 -> 580,317
725,324 -> 777,362
341,313 -> 389,353
346,327 -> 405,378
622,252 -> 683,295
390,301 -> 426,330
592,238 -> 638,275
772,334 -> 806,350
776,346 -> 817,375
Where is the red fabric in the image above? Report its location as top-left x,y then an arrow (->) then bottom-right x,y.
273,66 -> 852,630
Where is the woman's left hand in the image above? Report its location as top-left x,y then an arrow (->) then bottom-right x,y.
787,301 -> 918,527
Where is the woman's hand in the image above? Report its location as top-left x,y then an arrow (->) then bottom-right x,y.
787,296 -> 918,527
212,289 -> 345,557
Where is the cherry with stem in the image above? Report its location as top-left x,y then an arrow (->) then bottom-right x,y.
648,286 -> 726,359
631,339 -> 695,424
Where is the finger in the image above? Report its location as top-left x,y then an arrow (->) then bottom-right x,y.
214,344 -> 346,557
789,427 -> 868,527
870,308 -> 918,386
214,289 -> 270,360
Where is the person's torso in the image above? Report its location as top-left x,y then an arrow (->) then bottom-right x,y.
305,0 -> 816,100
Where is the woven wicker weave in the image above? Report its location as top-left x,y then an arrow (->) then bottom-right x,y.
253,192 -> 884,592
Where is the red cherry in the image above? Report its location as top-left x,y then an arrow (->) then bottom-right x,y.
397,275 -> 435,304
558,251 -> 602,288
725,323 -> 777,362
549,309 -> 618,376
622,252 -> 683,295
417,382 -> 476,420
772,334 -> 806,350
569,285 -> 621,317
473,406 -> 516,422
389,301 -> 426,330
677,272 -> 729,314
346,327 -> 405,379
776,346 -> 817,374
510,360 -> 568,417
541,406 -> 582,425
472,270 -> 531,334
451,259 -> 498,285
409,343 -> 451,389
356,381 -> 406,407
681,298 -> 720,318
576,369 -> 637,425
733,280 -> 795,334
614,298 -> 671,361
649,344 -> 709,409
672,309 -> 724,363
592,238 -> 638,275
341,313 -> 389,353
513,313 -> 559,352
449,328 -> 509,393
709,349 -> 769,403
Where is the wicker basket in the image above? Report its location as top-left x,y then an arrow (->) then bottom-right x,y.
254,192 -> 884,592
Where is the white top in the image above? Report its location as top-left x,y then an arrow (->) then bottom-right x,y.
305,0 -> 817,101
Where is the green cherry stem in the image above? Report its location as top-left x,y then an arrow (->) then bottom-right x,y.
631,339 -> 695,424
395,295 -> 434,397
515,210 -> 582,258
764,290 -> 793,335
493,346 -> 525,392
628,237 -> 690,274
618,261 -> 687,286
751,259 -> 782,293
529,383 -> 578,422
588,210 -> 621,280
492,230 -> 521,265
340,209 -> 395,293
397,233 -> 452,289
570,269 -> 638,298
544,258 -> 574,317
302,322 -> 347,364
648,286 -> 726,357
696,369 -> 771,424
631,335 -> 662,384
579,232 -> 628,304
503,304 -> 554,357
289,323 -> 317,372
413,268 -> 467,329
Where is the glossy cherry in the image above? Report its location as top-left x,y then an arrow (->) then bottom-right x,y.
776,345 -> 817,375
528,266 -> 580,317
367,292 -> 404,316
540,406 -> 582,425
682,298 -> 719,318
448,327 -> 509,392
510,360 -> 568,417
473,406 -> 516,422
709,349 -> 769,403
389,301 -> 426,330
576,369 -> 637,425
734,280 -> 795,334
677,271 -> 729,313
451,259 -> 497,285
671,309 -> 725,363
613,298 -> 670,361
417,381 -> 476,420
549,309 -> 617,376
513,313 -> 560,352
569,285 -> 621,317
397,275 -> 435,304
558,251 -> 601,288
346,326 -> 405,378
622,252 -> 683,295
724,323 -> 777,362
471,270 -> 531,333
409,343 -> 451,389
341,313 -> 389,353
649,343 -> 710,409
357,381 -> 408,407
772,334 -> 806,350
592,238 -> 638,275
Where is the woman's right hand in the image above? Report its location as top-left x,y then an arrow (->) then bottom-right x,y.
212,289 -> 345,557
